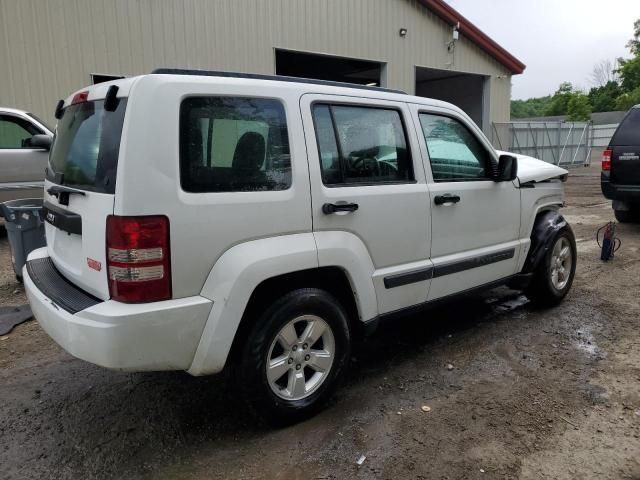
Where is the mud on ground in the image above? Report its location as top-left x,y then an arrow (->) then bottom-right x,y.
1,164 -> 639,480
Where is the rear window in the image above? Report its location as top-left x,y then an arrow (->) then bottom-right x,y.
48,99 -> 127,194
180,97 -> 291,192
611,108 -> 640,146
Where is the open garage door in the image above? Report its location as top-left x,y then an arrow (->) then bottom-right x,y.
415,67 -> 488,128
276,50 -> 382,87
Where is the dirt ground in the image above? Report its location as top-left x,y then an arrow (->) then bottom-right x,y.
1,163 -> 639,480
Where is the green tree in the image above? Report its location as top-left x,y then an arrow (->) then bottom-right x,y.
588,81 -> 622,112
545,82 -> 577,116
510,95 -> 553,118
626,19 -> 640,55
615,86 -> 640,110
616,19 -> 640,96
617,55 -> 640,92
567,94 -> 592,121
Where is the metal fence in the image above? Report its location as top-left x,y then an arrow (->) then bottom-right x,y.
491,121 -> 593,167
591,123 -> 619,149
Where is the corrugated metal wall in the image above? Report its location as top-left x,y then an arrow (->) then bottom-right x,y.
0,0 -> 512,124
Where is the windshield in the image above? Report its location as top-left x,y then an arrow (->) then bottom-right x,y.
48,99 -> 127,194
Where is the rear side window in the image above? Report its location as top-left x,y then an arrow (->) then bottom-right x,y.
180,97 -> 291,192
48,99 -> 127,193
419,113 -> 491,182
611,108 -> 640,146
312,104 -> 413,185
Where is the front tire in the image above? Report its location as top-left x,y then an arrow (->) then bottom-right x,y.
526,226 -> 577,307
237,288 -> 351,424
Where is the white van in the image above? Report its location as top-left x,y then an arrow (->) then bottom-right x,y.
25,70 -> 575,422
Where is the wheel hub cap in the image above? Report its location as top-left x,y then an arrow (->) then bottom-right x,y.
550,236 -> 572,290
266,315 -> 336,401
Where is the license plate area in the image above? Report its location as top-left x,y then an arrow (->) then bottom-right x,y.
43,201 -> 82,235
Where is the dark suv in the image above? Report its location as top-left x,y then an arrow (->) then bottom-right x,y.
602,105 -> 640,222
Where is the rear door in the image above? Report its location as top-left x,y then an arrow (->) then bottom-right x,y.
301,94 -> 432,315
610,107 -> 640,185
44,84 -> 128,300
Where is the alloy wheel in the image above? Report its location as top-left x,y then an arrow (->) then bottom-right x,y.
550,236 -> 572,290
266,315 -> 335,400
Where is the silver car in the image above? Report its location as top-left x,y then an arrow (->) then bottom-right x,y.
0,107 -> 53,203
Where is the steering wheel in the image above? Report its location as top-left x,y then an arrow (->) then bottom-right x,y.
375,158 -> 399,177
350,155 -> 380,176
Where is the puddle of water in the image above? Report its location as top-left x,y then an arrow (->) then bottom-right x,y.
493,295 -> 530,312
574,327 -> 605,359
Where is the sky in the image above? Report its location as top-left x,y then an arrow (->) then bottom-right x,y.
445,0 -> 640,99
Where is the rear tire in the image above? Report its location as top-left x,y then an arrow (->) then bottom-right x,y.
525,225 -> 576,307
237,288 -> 351,425
614,209 -> 636,223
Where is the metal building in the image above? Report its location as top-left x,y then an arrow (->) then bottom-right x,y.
0,0 -> 525,131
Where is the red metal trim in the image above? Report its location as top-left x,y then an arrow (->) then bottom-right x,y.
418,0 -> 526,75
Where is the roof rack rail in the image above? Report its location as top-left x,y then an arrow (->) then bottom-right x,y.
150,68 -> 406,95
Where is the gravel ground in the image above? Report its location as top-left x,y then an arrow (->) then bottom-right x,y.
1,164 -> 639,480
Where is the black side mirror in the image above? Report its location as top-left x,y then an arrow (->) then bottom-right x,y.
496,154 -> 518,182
28,134 -> 53,151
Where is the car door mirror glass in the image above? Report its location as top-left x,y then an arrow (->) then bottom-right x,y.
497,154 -> 517,182
26,134 -> 52,151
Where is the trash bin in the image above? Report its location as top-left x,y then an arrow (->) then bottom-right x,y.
0,198 -> 46,281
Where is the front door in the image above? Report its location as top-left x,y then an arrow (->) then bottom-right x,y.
0,114 -> 48,199
301,94 -> 432,316
411,105 -> 522,301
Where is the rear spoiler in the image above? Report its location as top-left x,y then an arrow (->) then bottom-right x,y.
54,85 -> 120,119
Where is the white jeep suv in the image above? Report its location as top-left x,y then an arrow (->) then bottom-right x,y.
24,70 -> 575,423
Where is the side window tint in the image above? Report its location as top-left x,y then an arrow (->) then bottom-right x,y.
312,104 -> 413,185
0,115 -> 39,149
419,113 -> 491,182
180,97 -> 291,192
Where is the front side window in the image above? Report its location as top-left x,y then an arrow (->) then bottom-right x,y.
180,97 -> 291,192
313,104 -> 413,185
0,115 -> 41,149
419,113 -> 491,182
26,113 -> 52,133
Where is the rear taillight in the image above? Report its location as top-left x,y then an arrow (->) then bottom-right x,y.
106,216 -> 171,303
602,149 -> 612,171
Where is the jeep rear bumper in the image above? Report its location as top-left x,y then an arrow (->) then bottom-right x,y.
24,248 -> 212,372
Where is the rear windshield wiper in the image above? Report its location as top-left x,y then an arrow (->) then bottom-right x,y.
47,185 -> 86,206
47,185 -> 86,197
